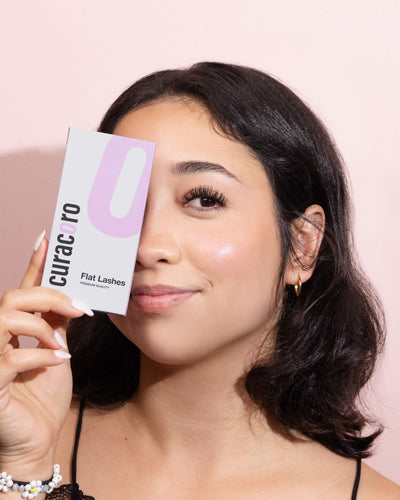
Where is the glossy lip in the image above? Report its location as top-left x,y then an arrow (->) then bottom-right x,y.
130,284 -> 200,313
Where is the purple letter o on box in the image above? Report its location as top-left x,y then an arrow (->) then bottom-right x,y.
60,222 -> 77,235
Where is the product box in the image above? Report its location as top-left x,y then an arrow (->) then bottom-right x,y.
41,127 -> 155,315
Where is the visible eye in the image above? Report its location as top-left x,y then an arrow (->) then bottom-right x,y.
183,185 -> 228,210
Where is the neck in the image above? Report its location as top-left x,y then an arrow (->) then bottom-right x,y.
125,340 -> 289,477
137,352 -> 254,429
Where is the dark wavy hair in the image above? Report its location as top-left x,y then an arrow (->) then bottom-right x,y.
67,62 -> 385,459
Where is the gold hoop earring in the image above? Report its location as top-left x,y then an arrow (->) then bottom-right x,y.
294,275 -> 302,296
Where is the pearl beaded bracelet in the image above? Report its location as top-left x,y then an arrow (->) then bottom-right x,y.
0,464 -> 61,499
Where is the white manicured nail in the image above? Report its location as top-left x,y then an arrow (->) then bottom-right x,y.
54,331 -> 67,350
33,230 -> 46,252
71,298 -> 94,316
54,350 -> 71,359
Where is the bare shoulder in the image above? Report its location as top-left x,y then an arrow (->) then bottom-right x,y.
358,463 -> 400,499
55,397 -> 127,483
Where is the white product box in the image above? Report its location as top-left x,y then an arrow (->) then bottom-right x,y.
41,127 -> 155,315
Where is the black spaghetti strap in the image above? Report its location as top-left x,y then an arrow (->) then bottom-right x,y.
71,398 -> 86,500
351,457 -> 362,500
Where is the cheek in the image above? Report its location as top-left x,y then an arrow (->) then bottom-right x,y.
187,228 -> 244,274
187,221 -> 281,283
197,239 -> 237,269
187,221 -> 282,347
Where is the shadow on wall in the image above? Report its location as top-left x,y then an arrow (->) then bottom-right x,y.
0,148 -> 64,296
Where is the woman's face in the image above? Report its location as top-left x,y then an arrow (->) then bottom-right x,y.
109,98 -> 283,366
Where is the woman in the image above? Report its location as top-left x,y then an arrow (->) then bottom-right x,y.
0,62 -> 399,499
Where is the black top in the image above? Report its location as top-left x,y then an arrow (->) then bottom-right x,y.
47,399 -> 362,499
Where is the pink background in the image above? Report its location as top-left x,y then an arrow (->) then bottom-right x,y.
0,0 -> 399,483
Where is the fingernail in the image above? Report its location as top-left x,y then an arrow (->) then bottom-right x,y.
33,230 -> 46,252
54,350 -> 71,359
71,298 -> 94,316
54,331 -> 67,350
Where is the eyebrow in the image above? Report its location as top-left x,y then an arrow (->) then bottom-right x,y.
171,161 -> 242,183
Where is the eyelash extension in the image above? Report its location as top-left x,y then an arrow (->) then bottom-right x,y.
183,185 -> 228,209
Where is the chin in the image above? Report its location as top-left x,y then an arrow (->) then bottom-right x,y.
108,315 -> 202,366
133,331 -> 214,367
108,304 -> 270,370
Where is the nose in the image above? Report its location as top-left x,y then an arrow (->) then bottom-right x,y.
135,199 -> 182,269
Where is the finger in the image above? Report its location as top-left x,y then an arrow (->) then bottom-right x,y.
20,231 -> 48,289
0,310 -> 65,351
0,287 -> 93,318
0,346 -> 71,389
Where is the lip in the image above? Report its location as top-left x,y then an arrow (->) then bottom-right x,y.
131,284 -> 200,313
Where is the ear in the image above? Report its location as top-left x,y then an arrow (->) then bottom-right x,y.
284,204 -> 325,287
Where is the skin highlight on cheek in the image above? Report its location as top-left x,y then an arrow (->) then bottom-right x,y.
215,244 -> 235,260
199,242 -> 236,268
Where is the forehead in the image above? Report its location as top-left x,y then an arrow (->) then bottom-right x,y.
114,98 -> 214,149
112,98 -> 269,186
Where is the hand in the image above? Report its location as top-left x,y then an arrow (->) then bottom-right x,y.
0,233 -> 92,478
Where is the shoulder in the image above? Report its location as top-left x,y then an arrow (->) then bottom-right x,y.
55,396 -> 125,482
358,463 -> 400,499
294,441 -> 400,500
